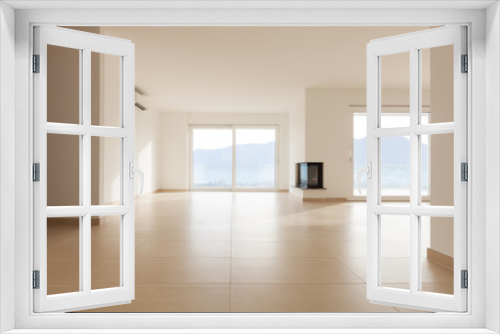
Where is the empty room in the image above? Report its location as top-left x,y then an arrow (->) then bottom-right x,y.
43,25 -> 459,313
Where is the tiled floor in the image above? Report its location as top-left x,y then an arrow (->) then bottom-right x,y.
46,192 -> 453,312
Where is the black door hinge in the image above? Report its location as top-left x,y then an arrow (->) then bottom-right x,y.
461,54 -> 468,74
461,270 -> 468,289
461,163 -> 468,182
33,270 -> 40,289
33,163 -> 40,182
33,54 -> 40,73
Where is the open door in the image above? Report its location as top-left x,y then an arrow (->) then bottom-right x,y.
33,26 -> 138,312
364,26 -> 467,312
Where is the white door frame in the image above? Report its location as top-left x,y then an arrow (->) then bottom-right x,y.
5,3 -> 497,333
32,26 -> 136,313
365,26 -> 467,312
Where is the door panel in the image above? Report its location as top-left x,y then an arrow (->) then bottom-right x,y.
33,25 -> 136,313
366,26 -> 467,312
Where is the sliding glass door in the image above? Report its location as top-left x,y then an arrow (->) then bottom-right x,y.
192,128 -> 233,188
191,126 -> 277,190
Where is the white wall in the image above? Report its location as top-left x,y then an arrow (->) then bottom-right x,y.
160,112 -> 290,190
135,108 -> 163,195
303,88 -> 424,199
161,112 -> 189,190
288,94 -> 306,191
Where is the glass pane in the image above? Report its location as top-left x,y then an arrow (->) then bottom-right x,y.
421,45 -> 454,124
47,134 -> 80,206
47,45 -> 80,124
421,133 -> 454,205
235,129 -> 276,188
91,215 -> 121,290
91,137 -> 122,206
47,217 -> 80,295
91,52 -> 121,127
192,129 -> 233,188
380,215 -> 410,290
353,113 -> 367,195
380,52 -> 410,127
354,114 -> 421,196
420,216 -> 454,295
380,136 -> 410,201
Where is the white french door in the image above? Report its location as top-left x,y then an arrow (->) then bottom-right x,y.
33,26 -> 137,312
365,26 -> 467,312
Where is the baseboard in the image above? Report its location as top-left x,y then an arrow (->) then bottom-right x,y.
154,189 -> 289,193
154,189 -> 188,193
303,197 -> 348,203
427,247 -> 454,270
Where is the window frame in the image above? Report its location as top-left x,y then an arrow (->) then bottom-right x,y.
189,125 -> 280,192
8,4 -> 495,333
350,107 -> 432,201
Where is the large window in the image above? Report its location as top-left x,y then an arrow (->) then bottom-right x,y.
191,127 -> 277,190
353,112 -> 430,196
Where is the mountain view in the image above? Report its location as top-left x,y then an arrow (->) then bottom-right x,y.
193,142 -> 275,188
354,136 -> 429,192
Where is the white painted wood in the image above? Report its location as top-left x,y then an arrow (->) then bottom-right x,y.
3,0 -> 497,10
485,3 -> 500,332
12,6 -> 489,333
372,123 -> 455,137
33,26 -> 135,313
0,2 -> 17,333
366,26 -> 468,312
46,123 -> 130,137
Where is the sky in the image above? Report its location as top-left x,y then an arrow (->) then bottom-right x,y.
193,128 -> 276,150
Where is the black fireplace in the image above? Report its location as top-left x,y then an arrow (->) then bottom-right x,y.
296,162 -> 324,189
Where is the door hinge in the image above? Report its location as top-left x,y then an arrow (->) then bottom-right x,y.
461,270 -> 468,289
33,54 -> 40,73
33,163 -> 40,182
461,162 -> 468,182
33,270 -> 40,289
461,54 -> 468,73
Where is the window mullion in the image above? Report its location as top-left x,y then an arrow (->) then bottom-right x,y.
409,47 -> 419,295
81,48 -> 92,294
232,126 -> 236,190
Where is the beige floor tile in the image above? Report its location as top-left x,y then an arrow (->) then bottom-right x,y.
231,258 -> 363,284
91,258 -> 121,289
136,241 -> 231,258
46,193 -> 442,313
232,240 -> 345,258
135,226 -> 232,242
231,284 -> 398,313
80,285 -> 231,313
231,225 -> 366,242
136,258 -> 231,284
47,257 -> 79,285
47,285 -> 80,295
339,257 -> 454,287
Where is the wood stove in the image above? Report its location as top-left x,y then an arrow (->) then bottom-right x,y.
296,162 -> 324,189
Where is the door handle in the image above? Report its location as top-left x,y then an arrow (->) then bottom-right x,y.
129,161 -> 144,194
356,161 -> 372,195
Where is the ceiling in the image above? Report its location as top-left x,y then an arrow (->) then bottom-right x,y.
97,26 -> 432,113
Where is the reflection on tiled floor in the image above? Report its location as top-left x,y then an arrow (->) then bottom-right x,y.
46,192 -> 453,312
